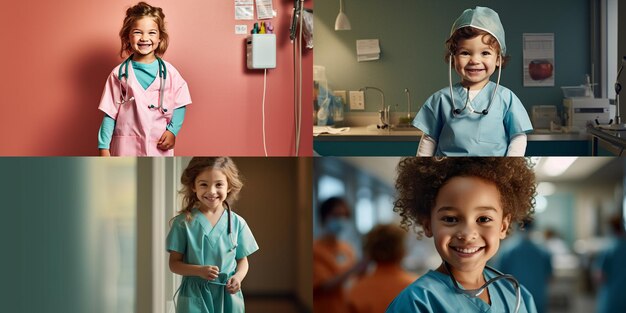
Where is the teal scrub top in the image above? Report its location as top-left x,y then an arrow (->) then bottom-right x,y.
166,208 -> 259,313
593,237 -> 626,313
496,237 -> 552,313
386,269 -> 537,313
413,81 -> 533,156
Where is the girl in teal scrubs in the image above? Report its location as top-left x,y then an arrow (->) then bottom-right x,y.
167,157 -> 259,313
388,158 -> 538,312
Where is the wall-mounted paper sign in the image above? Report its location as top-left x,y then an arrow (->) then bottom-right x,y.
356,39 -> 380,62
523,33 -> 555,87
235,0 -> 254,20
256,0 -> 275,19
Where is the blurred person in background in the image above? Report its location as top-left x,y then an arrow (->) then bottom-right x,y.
347,224 -> 418,313
593,215 -> 626,313
496,220 -> 552,313
313,197 -> 368,313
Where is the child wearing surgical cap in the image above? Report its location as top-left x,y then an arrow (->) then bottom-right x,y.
413,7 -> 532,156
386,157 -> 538,313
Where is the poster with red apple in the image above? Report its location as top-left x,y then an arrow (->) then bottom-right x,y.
523,33 -> 555,87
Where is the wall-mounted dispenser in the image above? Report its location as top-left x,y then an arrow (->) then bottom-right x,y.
246,34 -> 276,69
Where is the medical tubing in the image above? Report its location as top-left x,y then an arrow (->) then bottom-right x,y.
486,59 -> 503,115
444,262 -> 521,313
292,21 -> 298,155
289,0 -> 304,156
449,56 -> 457,115
262,68 -> 268,156
294,0 -> 304,156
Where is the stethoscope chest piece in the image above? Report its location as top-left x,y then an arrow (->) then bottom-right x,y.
117,55 -> 168,114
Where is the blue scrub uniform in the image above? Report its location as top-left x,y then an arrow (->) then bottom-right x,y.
386,269 -> 537,313
166,208 -> 259,313
594,237 -> 626,313
413,81 -> 533,156
496,236 -> 552,313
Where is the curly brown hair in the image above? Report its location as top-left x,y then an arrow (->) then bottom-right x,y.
444,27 -> 510,68
394,157 -> 535,237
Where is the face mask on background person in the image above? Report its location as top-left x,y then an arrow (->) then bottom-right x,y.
325,217 -> 351,236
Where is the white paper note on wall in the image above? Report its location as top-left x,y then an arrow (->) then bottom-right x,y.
256,0 -> 275,19
356,39 -> 381,62
235,0 -> 254,20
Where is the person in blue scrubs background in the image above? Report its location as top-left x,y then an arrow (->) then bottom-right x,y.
496,221 -> 552,313
387,157 -> 538,312
593,215 -> 626,313
414,6 -> 532,156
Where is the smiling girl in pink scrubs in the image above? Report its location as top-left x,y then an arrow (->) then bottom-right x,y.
98,2 -> 191,156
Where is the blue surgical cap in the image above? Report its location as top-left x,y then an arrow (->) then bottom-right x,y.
450,6 -> 506,55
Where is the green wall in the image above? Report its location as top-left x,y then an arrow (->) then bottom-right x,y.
315,0 -> 590,115
0,158 -> 90,313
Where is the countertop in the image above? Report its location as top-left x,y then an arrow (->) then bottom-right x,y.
314,126 -> 590,142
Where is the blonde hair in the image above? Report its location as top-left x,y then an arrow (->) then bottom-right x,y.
119,2 -> 169,58
176,157 -> 244,222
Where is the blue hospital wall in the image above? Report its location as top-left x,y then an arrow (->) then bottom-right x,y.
314,0 -> 589,114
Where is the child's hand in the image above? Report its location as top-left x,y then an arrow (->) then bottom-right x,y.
99,149 -> 111,157
226,276 -> 242,294
157,130 -> 176,151
198,265 -> 220,280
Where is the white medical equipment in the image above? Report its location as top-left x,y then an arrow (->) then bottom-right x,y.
563,98 -> 611,130
117,55 -> 168,113
246,34 -> 276,69
444,262 -> 521,313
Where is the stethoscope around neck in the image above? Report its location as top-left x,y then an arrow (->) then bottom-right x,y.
223,201 -> 238,253
449,53 -> 502,117
443,261 -> 521,313
116,54 -> 168,113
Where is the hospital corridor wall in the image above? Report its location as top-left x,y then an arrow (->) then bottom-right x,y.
0,0 -> 312,156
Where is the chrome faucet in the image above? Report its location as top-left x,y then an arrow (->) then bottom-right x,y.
403,88 -> 412,124
361,86 -> 389,129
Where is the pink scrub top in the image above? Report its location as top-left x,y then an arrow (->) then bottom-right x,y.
98,59 -> 191,156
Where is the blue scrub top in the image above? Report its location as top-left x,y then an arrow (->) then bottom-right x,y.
496,237 -> 552,313
386,269 -> 537,313
594,237 -> 626,313
166,208 -> 259,313
413,81 -> 533,156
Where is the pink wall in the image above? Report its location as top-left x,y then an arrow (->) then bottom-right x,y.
0,0 -> 312,156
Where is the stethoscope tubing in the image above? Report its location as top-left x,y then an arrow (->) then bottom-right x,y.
449,54 -> 502,117
444,261 -> 521,313
117,55 -> 168,113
